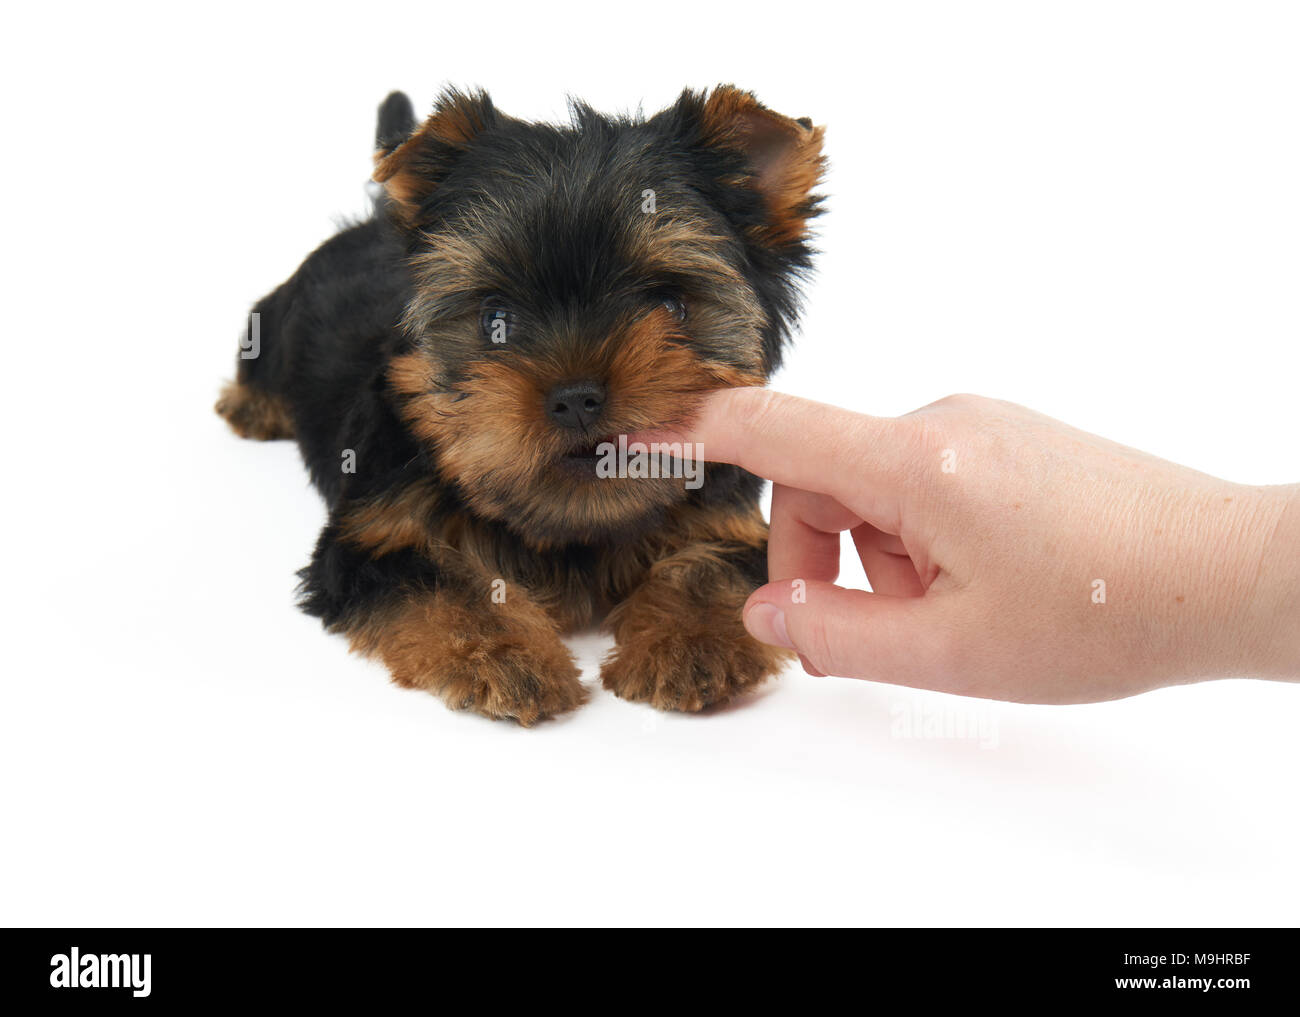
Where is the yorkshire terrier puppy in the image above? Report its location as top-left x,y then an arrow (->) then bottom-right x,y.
217,85 -> 825,724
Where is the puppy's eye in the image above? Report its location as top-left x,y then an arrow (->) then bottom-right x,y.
659,295 -> 688,323
479,298 -> 514,344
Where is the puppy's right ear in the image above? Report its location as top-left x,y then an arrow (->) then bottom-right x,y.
373,88 -> 499,223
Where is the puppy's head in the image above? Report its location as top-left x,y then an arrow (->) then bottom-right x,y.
381,86 -> 825,545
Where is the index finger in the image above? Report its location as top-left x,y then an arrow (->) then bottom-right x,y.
645,387 -> 906,507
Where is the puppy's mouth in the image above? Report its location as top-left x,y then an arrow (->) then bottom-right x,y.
555,436 -> 618,471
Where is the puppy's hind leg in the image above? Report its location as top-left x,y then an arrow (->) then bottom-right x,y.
215,377 -> 295,441
216,297 -> 294,441
219,91 -> 414,443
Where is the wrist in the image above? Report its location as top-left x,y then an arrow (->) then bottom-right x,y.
1245,484 -> 1300,678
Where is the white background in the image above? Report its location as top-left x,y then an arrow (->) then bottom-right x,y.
2,1 -> 1297,926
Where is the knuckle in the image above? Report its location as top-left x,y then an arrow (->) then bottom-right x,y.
892,412 -> 947,475
935,392 -> 990,413
906,392 -> 991,419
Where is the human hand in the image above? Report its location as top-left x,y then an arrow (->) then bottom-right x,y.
669,390 -> 1300,703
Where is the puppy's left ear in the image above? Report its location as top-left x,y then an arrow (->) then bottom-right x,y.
667,85 -> 827,248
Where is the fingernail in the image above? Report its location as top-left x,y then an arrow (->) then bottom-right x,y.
746,603 -> 793,649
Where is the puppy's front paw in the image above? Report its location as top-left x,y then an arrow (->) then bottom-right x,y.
444,652 -> 592,723
438,646 -> 588,726
601,615 -> 792,712
352,595 -> 587,726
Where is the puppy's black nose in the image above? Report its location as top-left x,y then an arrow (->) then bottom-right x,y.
547,381 -> 605,431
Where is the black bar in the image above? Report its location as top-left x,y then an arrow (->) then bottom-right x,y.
0,928 -> 1288,1006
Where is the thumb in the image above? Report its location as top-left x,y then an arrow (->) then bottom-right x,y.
743,580 -> 958,692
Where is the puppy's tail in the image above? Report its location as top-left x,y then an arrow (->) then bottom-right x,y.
376,91 -> 417,156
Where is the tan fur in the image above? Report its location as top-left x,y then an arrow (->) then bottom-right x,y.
332,458 -> 781,716
601,499 -> 789,711
372,92 -> 501,220
601,541 -> 793,711
215,380 -> 295,440
402,222 -> 493,315
699,85 -> 827,247
653,500 -> 770,554
347,586 -> 586,726
336,481 -> 775,677
389,308 -> 763,546
225,86 -> 820,725
625,213 -> 747,288
339,478 -> 444,556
